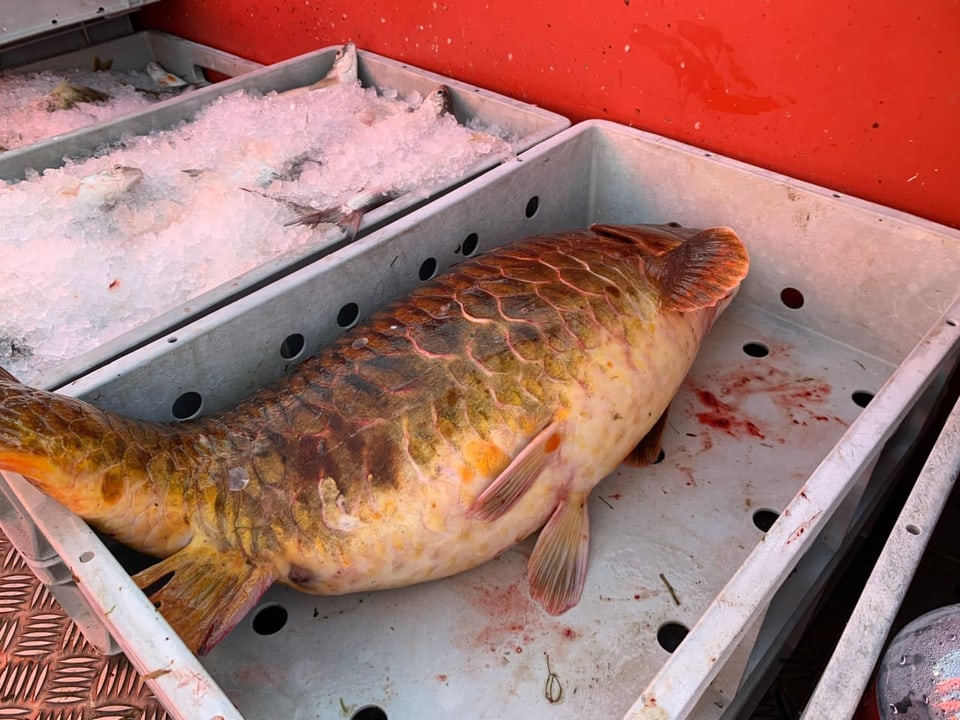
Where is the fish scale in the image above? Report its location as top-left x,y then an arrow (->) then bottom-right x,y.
0,223 -> 748,654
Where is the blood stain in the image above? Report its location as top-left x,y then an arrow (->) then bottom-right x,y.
437,674 -> 448,683
693,389 -> 767,440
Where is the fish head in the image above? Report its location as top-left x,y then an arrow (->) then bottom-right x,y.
75,165 -> 144,208
330,42 -> 359,85
421,85 -> 454,117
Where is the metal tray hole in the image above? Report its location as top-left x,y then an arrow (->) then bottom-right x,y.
351,706 -> 388,720
525,196 -> 540,218
79,550 -> 95,563
251,604 -> 288,636
752,508 -> 780,532
852,390 -> 874,408
947,318 -> 958,327
905,524 -> 922,536
337,302 -> 360,329
656,621 -> 689,653
171,391 -> 203,420
419,257 -> 438,281
280,333 -> 306,360
780,287 -> 804,310
742,341 -> 769,358
459,232 -> 479,256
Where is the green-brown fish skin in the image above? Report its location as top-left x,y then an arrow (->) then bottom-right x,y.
0,223 -> 749,654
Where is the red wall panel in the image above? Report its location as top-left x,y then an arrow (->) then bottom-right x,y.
138,0 -> 960,229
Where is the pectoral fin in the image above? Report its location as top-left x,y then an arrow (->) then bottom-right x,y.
467,422 -> 562,522
623,405 -> 669,467
528,493 -> 590,615
133,537 -> 276,655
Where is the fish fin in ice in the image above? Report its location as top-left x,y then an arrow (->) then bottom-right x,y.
285,188 -> 403,240
134,538 -> 276,655
286,205 -> 361,237
623,404 -> 669,467
467,421 -> 562,522
528,493 -> 590,615
643,227 -> 749,312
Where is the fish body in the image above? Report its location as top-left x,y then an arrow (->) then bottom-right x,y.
0,223 -> 748,654
59,165 -> 143,208
145,61 -> 188,90
42,81 -> 110,111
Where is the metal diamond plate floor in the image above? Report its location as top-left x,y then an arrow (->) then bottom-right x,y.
0,531 -> 166,719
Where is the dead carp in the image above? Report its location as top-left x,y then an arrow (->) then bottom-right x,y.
0,222 -> 749,654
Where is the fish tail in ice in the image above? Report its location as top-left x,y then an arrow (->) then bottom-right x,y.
285,187 -> 405,239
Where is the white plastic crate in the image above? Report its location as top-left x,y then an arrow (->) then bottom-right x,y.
1,120 -> 959,719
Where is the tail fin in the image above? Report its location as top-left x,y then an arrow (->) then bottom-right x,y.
285,188 -> 403,241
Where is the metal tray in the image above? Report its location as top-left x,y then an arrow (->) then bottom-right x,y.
0,0 -> 160,49
2,119 -> 959,720
2,43 -> 569,391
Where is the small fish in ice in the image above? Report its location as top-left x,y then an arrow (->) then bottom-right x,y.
416,85 -> 454,118
0,222 -> 748,655
284,186 -> 405,239
308,41 -> 359,90
145,61 -> 188,90
41,81 -> 110,111
60,165 -> 144,209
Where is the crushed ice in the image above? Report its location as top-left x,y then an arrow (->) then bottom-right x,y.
0,67 -> 184,150
0,77 -> 514,385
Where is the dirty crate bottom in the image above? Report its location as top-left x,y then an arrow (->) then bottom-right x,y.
187,300 -> 890,720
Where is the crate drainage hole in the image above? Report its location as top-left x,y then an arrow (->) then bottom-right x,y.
753,508 -> 780,532
251,604 -> 288,635
351,706 -> 388,720
906,524 -> 922,536
947,319 -> 958,328
742,341 -> 769,357
280,333 -> 305,360
780,287 -> 804,309
419,257 -> 437,281
79,551 -> 94,563
460,232 -> 479,256
172,391 -> 202,420
852,390 -> 874,408
525,195 -> 539,218
337,302 -> 360,329
657,622 -> 689,653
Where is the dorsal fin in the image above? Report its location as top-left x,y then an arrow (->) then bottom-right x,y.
0,367 -> 20,384
591,223 -> 686,255
644,227 -> 749,312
